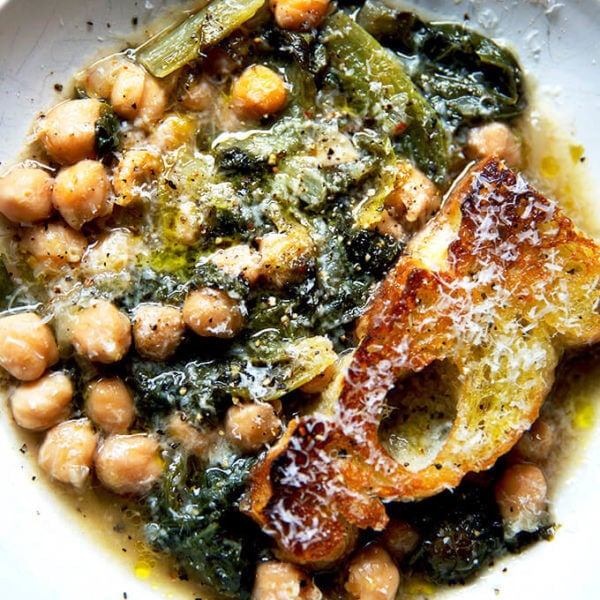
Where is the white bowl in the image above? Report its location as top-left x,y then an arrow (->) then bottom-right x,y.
1,1 -> 599,598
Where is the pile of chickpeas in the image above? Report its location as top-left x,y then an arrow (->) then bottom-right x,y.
0,0 -> 326,497
0,0 -> 552,598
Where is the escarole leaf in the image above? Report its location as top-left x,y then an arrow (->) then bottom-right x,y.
144,451 -> 259,599
323,11 -> 449,185
357,0 -> 526,127
239,335 -> 339,396
129,335 -> 338,429
351,131 -> 396,228
137,0 -> 265,78
94,103 -> 120,157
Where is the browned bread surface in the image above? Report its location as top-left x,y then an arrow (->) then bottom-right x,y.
243,157 -> 600,568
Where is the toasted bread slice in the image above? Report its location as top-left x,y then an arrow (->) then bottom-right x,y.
243,158 -> 600,568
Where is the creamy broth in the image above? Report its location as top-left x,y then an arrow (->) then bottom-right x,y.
2,97 -> 598,600
1,2 -> 600,599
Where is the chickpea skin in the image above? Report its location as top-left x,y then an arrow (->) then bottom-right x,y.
252,561 -> 322,600
85,377 -> 136,434
38,418 -> 98,488
71,300 -> 132,364
0,167 -> 54,223
225,402 -> 282,453
37,98 -> 104,165
495,463 -> 548,536
132,303 -> 185,361
52,159 -> 112,230
231,65 -> 288,120
0,312 -> 59,381
270,0 -> 331,31
10,371 -> 73,431
95,434 -> 163,495
183,287 -> 244,339
21,221 -> 87,267
345,545 -> 400,600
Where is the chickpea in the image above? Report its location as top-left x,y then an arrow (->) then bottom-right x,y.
209,244 -> 262,286
71,299 -> 132,364
0,312 -> 59,381
137,75 -> 169,125
85,377 -> 135,434
95,433 -> 163,495
81,229 -> 140,276
167,413 -> 217,460
374,209 -> 406,242
252,561 -> 322,600
225,402 -> 282,453
38,418 -> 98,488
380,520 -> 419,563
52,160 -> 112,230
345,545 -> 400,600
110,62 -> 167,124
37,99 -> 104,165
112,150 -> 162,206
513,419 -> 555,464
84,56 -> 129,99
179,77 -> 218,112
384,162 -> 441,232
21,221 -> 87,267
132,303 -> 185,361
466,121 -> 522,168
183,287 -> 244,339
147,114 -> 197,152
10,371 -> 73,431
110,63 -> 146,120
270,0 -> 331,31
258,230 -> 315,288
495,463 -> 548,536
171,200 -> 204,246
0,167 -> 54,223
231,65 -> 288,120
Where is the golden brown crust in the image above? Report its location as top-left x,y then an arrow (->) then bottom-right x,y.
243,158 -> 600,568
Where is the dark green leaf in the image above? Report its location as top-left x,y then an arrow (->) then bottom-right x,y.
357,0 -> 527,129
322,11 -> 450,184
95,104 -> 120,157
144,452 -> 261,599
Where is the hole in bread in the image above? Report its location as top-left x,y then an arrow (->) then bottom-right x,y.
378,359 -> 459,472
